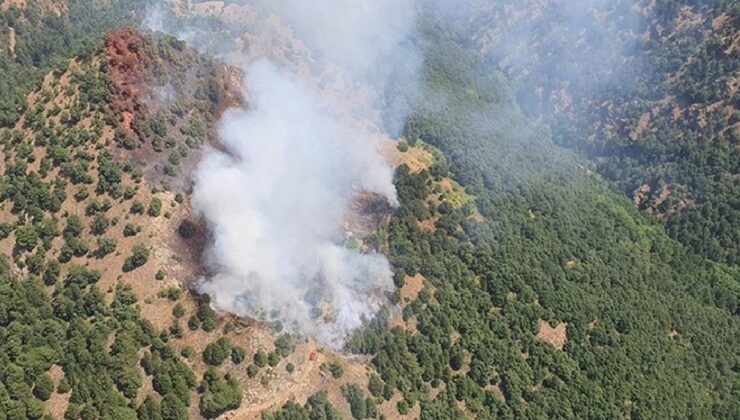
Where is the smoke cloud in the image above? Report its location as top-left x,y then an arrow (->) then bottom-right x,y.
147,0 -> 420,345
193,61 -> 398,345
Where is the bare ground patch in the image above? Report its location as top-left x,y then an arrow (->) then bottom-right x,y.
536,319 -> 568,351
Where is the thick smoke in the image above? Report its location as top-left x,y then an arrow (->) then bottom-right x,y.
148,0 -> 420,345
193,61 -> 397,345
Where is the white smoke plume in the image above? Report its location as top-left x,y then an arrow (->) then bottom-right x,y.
193,61 -> 398,345
147,0 -> 421,345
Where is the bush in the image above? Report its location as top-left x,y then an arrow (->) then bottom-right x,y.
148,197 -> 162,217
342,384 -> 367,419
177,219 -> 197,239
231,346 -> 246,365
397,139 -> 410,152
95,237 -> 117,257
397,400 -> 410,415
172,303 -> 185,318
170,322 -> 184,339
274,334 -> 295,357
246,364 -> 259,378
15,224 -> 38,252
329,362 -> 344,379
33,374 -> 54,401
253,350 -> 267,368
199,369 -> 242,418
267,352 -> 280,367
43,260 -> 60,286
90,214 -> 110,235
63,215 -> 84,239
188,315 -> 201,331
123,223 -> 140,237
130,200 -> 145,214
57,377 -> 70,394
123,245 -> 150,272
158,287 -> 181,301
203,337 -> 232,366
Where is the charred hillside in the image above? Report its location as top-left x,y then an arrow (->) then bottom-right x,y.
104,27 -> 243,190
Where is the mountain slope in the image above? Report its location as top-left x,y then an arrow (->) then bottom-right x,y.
0,2 -> 737,420
346,20 -> 739,419
454,0 -> 739,265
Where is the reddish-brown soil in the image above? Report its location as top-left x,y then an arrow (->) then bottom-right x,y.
105,27 -> 150,133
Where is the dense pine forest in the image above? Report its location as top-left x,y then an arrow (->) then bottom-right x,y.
462,0 -> 740,265
346,19 -> 739,418
0,1 -> 737,419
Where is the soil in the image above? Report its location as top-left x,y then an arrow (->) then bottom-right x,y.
536,319 -> 568,351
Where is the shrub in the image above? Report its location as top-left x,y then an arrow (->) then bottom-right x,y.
253,350 -> 267,368
199,369 -> 242,418
90,214 -> 110,235
246,364 -> 259,378
123,223 -> 140,237
267,352 -> 280,367
177,219 -> 197,239
329,362 -> 344,379
15,224 -> 38,252
158,287 -> 181,301
274,334 -> 295,357
397,138 -> 410,152
188,316 -> 201,331
172,303 -> 185,319
123,245 -> 150,272
148,197 -> 162,217
95,237 -> 117,257
231,346 -> 246,365
203,337 -> 232,366
33,374 -> 54,401
130,200 -> 145,214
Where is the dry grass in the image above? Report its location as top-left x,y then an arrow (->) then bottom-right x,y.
43,365 -> 70,419
7,26 -> 15,58
536,319 -> 568,351
1,0 -> 67,16
378,136 -> 434,174
400,274 -> 426,304
630,112 -> 651,140
417,215 -> 439,233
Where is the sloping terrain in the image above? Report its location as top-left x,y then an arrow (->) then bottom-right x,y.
0,1 -> 737,420
345,22 -> 738,418
0,19 -> 444,417
453,0 -> 739,265
0,22 -> 357,418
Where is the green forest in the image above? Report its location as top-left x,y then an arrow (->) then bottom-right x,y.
461,0 -> 740,265
345,17 -> 739,419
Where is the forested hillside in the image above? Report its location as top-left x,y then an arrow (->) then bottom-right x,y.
455,0 -> 739,264
0,3 -> 298,416
346,18 -> 739,419
0,0 -> 151,127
